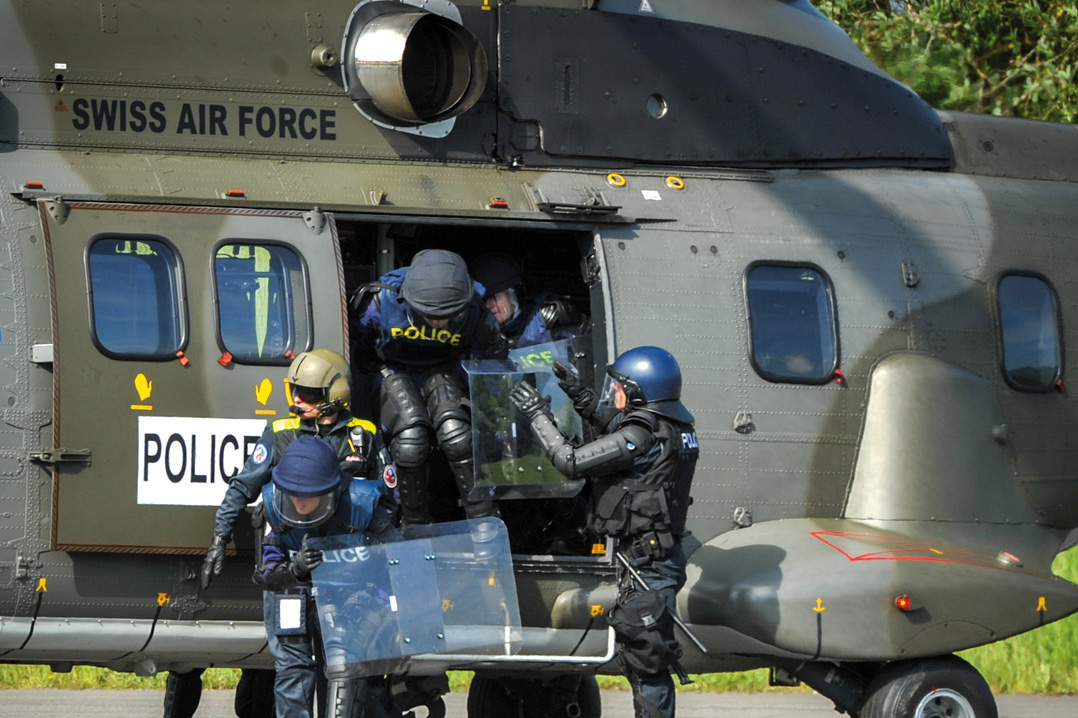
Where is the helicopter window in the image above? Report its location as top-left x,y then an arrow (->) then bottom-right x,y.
745,263 -> 838,384
997,273 -> 1062,392
87,237 -> 184,358
214,243 -> 311,364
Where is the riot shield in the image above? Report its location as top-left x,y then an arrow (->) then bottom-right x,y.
466,339 -> 586,500
310,518 -> 522,679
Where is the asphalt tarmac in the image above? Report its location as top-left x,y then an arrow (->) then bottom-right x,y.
2,689 -> 1077,717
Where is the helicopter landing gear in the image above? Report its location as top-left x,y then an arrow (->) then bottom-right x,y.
858,655 -> 997,718
466,674 -> 601,718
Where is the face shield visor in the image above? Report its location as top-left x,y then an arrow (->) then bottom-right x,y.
596,373 -> 623,416
273,486 -> 339,529
407,304 -> 470,336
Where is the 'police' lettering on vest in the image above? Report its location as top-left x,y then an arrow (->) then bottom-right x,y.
390,325 -> 463,345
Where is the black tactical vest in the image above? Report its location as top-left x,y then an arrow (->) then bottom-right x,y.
591,410 -> 699,543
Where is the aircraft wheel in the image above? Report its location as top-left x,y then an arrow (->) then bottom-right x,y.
467,674 -> 601,718
858,655 -> 997,718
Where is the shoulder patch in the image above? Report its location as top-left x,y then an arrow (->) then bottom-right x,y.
272,417 -> 302,432
347,417 -> 378,435
382,463 -> 398,490
251,442 -> 270,465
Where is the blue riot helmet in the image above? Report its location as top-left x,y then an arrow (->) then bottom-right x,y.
400,249 -> 474,332
271,436 -> 344,529
599,346 -> 695,423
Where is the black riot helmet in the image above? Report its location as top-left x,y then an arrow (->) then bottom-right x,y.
470,252 -> 524,328
400,249 -> 474,321
470,252 -> 523,298
599,346 -> 694,423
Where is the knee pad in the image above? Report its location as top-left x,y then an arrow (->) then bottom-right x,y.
389,424 -> 432,469
437,417 -> 473,463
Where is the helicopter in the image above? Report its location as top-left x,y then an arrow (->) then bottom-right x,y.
2,0 -> 1078,716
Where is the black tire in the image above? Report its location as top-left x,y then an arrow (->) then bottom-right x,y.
858,655 -> 997,718
467,674 -> 602,718
467,676 -> 521,718
575,675 -> 602,718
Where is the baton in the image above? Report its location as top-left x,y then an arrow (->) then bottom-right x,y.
615,552 -> 709,655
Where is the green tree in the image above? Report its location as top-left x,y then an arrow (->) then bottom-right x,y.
821,0 -> 1078,122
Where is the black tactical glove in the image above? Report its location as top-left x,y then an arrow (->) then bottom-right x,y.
552,361 -> 598,415
289,546 -> 324,579
552,361 -> 586,399
201,532 -> 230,589
510,381 -> 550,420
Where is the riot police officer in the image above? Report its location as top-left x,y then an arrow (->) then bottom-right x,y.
196,349 -> 388,718
510,346 -> 698,718
201,348 -> 388,588
351,248 -> 506,525
255,435 -> 400,718
469,252 -> 588,349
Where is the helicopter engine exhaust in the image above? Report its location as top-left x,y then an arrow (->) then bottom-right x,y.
342,2 -> 487,136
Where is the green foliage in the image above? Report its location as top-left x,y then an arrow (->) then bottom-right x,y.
821,0 -> 1078,122
960,546 -> 1078,693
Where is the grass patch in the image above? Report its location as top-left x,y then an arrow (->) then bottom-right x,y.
960,546 -> 1078,694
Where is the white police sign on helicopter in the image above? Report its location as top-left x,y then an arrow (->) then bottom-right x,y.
137,415 -> 266,506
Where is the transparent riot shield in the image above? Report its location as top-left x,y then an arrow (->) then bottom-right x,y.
466,340 -> 586,501
310,518 -> 522,679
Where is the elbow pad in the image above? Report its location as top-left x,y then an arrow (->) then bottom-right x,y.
556,432 -> 636,476
530,412 -> 650,477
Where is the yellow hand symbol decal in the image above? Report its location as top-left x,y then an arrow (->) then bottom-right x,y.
255,378 -> 273,405
135,373 -> 153,401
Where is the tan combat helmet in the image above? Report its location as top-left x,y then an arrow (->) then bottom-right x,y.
286,349 -> 351,414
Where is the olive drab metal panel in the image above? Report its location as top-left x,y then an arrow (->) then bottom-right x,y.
40,203 -> 347,551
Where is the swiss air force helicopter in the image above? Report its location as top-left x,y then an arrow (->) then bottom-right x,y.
2,0 -> 1078,716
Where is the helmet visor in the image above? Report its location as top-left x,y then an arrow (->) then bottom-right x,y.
408,305 -> 470,336
273,487 -> 338,529
596,373 -> 621,416
292,384 -> 327,406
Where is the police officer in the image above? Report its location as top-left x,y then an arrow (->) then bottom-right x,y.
201,349 -> 389,588
351,248 -> 506,525
255,435 -> 400,718
510,346 -> 698,718
469,252 -> 588,350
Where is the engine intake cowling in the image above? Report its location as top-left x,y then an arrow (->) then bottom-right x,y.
342,1 -> 487,137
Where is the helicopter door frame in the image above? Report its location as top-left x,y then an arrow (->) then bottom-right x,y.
40,202 -> 347,552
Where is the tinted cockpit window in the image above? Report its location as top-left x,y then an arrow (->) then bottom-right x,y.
998,273 -> 1061,391
88,238 -> 184,357
746,264 -> 838,383
215,243 -> 310,363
